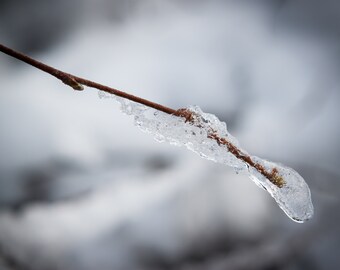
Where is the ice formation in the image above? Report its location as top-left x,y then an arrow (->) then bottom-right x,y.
116,97 -> 314,223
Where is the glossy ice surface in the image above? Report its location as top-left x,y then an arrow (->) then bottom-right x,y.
116,98 -> 314,222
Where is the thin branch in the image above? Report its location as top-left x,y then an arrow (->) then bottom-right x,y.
0,43 -> 284,188
0,43 -> 176,115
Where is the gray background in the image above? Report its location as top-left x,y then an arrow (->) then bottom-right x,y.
0,0 -> 340,269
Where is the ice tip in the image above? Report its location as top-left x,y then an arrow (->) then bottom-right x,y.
290,212 -> 314,223
285,197 -> 314,223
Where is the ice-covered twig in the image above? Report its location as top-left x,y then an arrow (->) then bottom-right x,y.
175,108 -> 285,188
116,102 -> 313,222
0,43 -> 313,222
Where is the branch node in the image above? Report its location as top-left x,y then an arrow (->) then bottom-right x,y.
61,76 -> 84,91
53,70 -> 84,91
173,108 -> 194,122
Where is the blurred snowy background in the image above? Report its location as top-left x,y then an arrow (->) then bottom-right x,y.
0,0 -> 340,269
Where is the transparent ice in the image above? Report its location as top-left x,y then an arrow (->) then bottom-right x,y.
116,98 -> 314,223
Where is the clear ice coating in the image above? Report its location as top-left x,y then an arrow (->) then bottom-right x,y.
115,97 -> 314,223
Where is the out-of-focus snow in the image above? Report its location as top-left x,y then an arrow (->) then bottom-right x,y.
0,157 -> 270,269
0,0 -> 339,269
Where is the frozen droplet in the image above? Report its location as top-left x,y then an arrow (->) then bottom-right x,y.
116,100 -> 314,222
248,158 -> 313,222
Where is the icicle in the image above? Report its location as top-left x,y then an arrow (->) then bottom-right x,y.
116,98 -> 313,223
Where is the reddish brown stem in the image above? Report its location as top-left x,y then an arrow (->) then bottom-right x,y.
0,43 -> 176,115
175,109 -> 285,188
0,43 -> 284,187
207,133 -> 284,187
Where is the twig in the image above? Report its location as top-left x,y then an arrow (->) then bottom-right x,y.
0,43 -> 284,187
0,44 -> 176,115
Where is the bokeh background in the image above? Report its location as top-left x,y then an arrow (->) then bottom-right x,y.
1,0 -> 340,269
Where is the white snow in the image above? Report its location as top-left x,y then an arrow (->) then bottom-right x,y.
2,1 -> 338,268
117,99 -> 314,223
